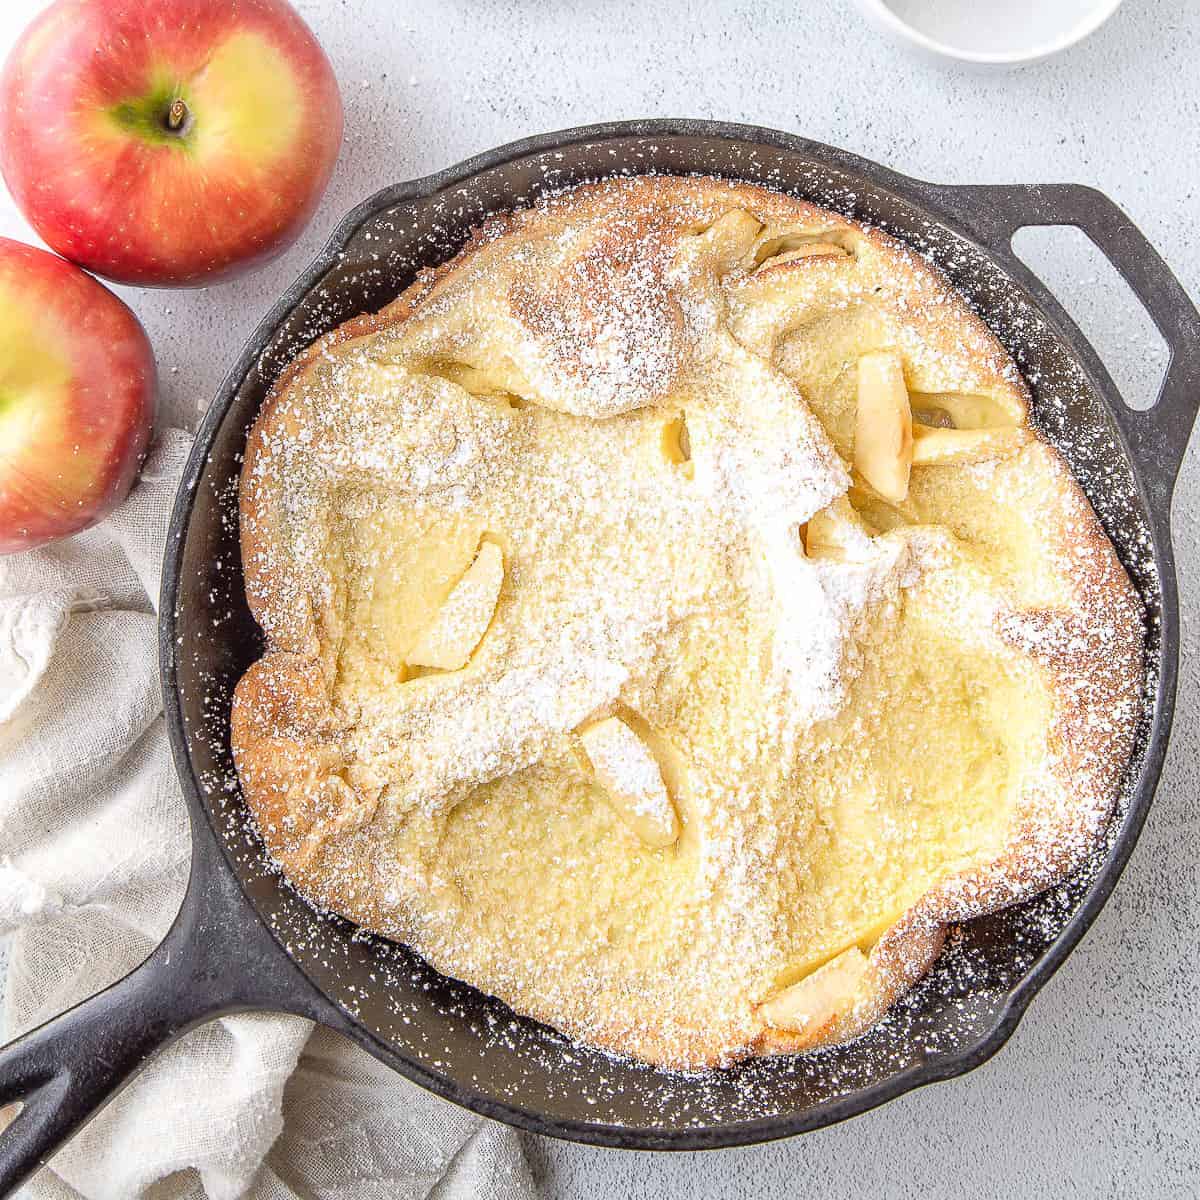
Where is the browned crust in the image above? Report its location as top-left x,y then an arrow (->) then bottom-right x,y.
232,174 -> 1145,1069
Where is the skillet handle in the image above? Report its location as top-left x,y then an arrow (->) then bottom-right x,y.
0,850 -> 329,1197
0,925 -> 209,1196
931,182 -> 1200,513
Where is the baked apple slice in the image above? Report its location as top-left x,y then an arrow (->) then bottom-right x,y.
758,946 -> 870,1044
854,350 -> 913,504
406,541 -> 503,671
579,716 -> 680,849
911,423 -> 1032,465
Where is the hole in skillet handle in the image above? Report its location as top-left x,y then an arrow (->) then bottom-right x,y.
930,181 -> 1200,520
1012,225 -> 1169,414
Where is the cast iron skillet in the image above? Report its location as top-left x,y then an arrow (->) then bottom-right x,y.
1,120 -> 1198,1193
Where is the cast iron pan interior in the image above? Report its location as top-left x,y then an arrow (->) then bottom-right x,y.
2,124 -> 1196,1189
169,123 -> 1193,1137
169,122 -> 1191,1139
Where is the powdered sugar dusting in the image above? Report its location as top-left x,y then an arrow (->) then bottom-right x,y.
170,142 -> 1162,1135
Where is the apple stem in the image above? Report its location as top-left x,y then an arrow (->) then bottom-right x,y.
166,98 -> 188,132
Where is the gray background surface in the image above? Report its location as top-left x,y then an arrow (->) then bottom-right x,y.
1,0 -> 1197,1196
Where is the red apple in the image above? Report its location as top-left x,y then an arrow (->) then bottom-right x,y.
0,238 -> 155,554
0,0 -> 343,287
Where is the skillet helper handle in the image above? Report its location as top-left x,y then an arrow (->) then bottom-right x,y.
934,182 -> 1200,512
0,856 -> 325,1197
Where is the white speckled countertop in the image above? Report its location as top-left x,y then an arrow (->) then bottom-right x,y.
2,0 -> 1198,1195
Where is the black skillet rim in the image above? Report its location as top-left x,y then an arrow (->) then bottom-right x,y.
160,118 -> 1182,1149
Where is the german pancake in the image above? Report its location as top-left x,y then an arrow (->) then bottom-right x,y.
231,175 -> 1143,1069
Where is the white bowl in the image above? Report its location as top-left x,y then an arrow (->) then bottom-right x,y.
851,0 -> 1125,67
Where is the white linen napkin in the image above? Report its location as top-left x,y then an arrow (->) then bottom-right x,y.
0,430 -> 535,1200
